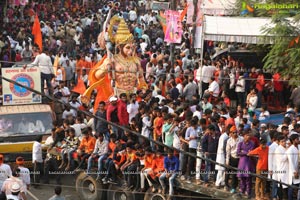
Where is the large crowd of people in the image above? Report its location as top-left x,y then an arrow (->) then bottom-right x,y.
1,1 -> 300,200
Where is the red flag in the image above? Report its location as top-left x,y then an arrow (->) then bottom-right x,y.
32,14 -> 43,51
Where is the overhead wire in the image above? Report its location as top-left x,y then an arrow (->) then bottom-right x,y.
0,74 -> 298,192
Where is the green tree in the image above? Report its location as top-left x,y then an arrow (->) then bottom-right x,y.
236,0 -> 300,85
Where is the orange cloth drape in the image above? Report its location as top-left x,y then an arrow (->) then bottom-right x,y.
72,78 -> 86,95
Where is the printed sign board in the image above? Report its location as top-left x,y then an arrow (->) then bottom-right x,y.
1,67 -> 41,105
151,1 -> 170,10
164,10 -> 183,44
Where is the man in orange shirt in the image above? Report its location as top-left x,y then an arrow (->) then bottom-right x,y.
120,143 -> 139,190
140,147 -> 154,192
248,138 -> 269,200
149,149 -> 165,192
153,108 -> 164,143
76,128 -> 96,170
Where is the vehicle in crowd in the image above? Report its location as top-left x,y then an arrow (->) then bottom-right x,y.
0,104 -> 54,167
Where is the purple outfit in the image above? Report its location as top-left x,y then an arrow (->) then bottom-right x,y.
237,140 -> 255,195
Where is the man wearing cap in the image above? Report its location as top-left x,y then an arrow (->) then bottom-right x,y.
225,126 -> 243,193
1,168 -> 27,200
5,182 -> 21,200
0,154 -> 12,198
107,96 -> 119,137
16,157 -> 30,190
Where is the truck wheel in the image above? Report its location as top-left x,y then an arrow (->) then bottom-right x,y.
144,188 -> 166,200
76,172 -> 102,200
107,184 -> 135,200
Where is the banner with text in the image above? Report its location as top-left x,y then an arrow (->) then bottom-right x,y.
2,67 -> 41,105
164,10 -> 183,44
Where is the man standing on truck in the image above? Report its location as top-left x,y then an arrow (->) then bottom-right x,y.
32,135 -> 43,187
25,47 -> 55,96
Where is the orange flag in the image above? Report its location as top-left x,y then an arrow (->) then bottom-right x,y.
180,6 -> 187,21
93,74 -> 113,112
32,14 -> 43,51
72,78 -> 86,95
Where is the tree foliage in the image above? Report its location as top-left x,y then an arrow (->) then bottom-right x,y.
235,0 -> 300,86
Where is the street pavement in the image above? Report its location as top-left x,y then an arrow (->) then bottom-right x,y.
27,174 -> 80,200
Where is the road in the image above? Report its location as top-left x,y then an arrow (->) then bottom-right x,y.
26,174 -> 80,200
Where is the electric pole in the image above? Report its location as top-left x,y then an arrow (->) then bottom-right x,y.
169,0 -> 177,69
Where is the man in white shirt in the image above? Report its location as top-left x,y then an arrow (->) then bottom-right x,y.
201,63 -> 216,98
26,47 -> 54,96
225,126 -> 243,193
127,94 -> 139,123
0,154 -> 12,192
57,82 -> 70,104
87,133 -> 108,178
205,77 -> 220,98
215,127 -> 229,188
268,131 -> 279,199
286,134 -> 300,200
16,157 -> 30,190
32,135 -> 43,186
128,9 -> 137,22
274,135 -> 289,199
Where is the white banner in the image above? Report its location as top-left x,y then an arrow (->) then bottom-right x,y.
2,67 -> 41,105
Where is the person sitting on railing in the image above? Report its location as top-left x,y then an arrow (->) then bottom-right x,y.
75,128 -> 96,170
120,142 -> 139,191
59,128 -> 79,171
87,133 -> 108,175
102,137 -> 126,184
140,147 -> 154,192
158,149 -> 179,198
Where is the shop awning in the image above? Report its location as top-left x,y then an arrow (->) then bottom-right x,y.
204,15 -> 277,44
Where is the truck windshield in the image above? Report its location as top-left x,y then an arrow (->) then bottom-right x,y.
0,112 -> 52,136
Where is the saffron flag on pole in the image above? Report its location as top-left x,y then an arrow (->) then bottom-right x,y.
32,14 -> 43,51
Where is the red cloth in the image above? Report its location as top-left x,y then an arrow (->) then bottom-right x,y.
106,104 -> 118,122
256,74 -> 265,92
117,100 -> 129,126
273,73 -> 283,92
225,117 -> 235,128
251,137 -> 260,148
